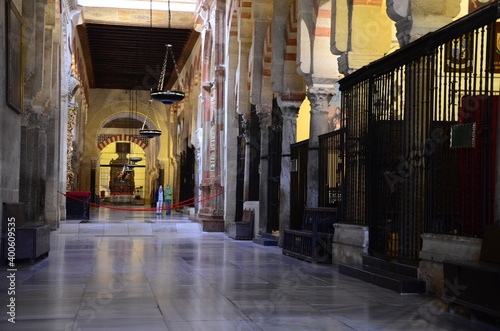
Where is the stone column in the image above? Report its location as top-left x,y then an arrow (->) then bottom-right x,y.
242,114 -> 252,203
258,109 -> 272,235
278,99 -> 300,246
223,34 -> 239,224
307,88 -> 332,207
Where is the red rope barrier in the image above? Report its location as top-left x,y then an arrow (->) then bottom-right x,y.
59,191 -> 222,212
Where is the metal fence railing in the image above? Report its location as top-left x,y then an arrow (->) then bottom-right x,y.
337,2 -> 500,261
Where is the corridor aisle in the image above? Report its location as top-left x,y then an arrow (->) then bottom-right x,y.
0,207 -> 497,330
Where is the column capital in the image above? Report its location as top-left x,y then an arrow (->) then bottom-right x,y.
256,103 -> 272,115
307,83 -> 336,96
257,112 -> 272,129
91,158 -> 98,170
277,93 -> 304,111
307,90 -> 332,115
280,106 -> 299,120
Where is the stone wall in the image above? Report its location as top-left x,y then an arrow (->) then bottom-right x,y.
0,3 -> 21,220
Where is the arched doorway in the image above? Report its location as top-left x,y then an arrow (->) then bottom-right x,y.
98,141 -> 146,205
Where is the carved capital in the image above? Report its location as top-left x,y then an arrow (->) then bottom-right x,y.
256,103 -> 272,115
257,112 -> 272,129
277,93 -> 304,111
281,106 -> 300,120
307,91 -> 333,115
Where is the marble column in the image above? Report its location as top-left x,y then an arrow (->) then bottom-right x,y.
242,114 -> 252,203
307,89 -> 332,207
223,34 -> 239,224
258,109 -> 272,235
278,100 -> 300,246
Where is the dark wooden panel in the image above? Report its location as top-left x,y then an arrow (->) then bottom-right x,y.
82,23 -> 199,90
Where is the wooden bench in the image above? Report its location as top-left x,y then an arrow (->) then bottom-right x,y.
1,203 -> 50,264
443,226 -> 500,319
283,207 -> 337,263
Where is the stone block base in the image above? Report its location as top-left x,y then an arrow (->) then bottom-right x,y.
332,224 -> 369,265
227,222 -> 253,240
189,216 -> 224,232
419,233 -> 482,296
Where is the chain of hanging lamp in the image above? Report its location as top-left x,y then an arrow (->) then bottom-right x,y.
150,0 -> 185,104
156,0 -> 184,92
139,0 -> 162,137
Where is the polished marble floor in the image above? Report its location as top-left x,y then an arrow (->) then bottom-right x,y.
1,206 -> 498,330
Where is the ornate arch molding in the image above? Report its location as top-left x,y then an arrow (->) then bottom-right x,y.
97,134 -> 148,151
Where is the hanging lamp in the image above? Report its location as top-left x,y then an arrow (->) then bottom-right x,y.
139,97 -> 162,138
150,0 -> 185,104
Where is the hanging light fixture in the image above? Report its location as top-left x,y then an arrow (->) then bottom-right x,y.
139,97 -> 162,138
150,0 -> 185,105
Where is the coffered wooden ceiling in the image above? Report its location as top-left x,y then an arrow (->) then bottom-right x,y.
77,1 -> 198,90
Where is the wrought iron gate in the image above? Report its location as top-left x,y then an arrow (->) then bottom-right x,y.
290,140 -> 309,230
179,145 -> 195,205
268,125 -> 282,233
339,3 -> 500,261
319,129 -> 344,208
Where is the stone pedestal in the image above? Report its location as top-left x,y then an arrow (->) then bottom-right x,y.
332,223 -> 369,265
419,233 -> 482,295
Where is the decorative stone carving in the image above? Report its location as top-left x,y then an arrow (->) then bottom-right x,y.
387,0 -> 462,46
67,106 -> 77,191
257,111 -> 272,129
386,0 -> 412,46
307,90 -> 332,119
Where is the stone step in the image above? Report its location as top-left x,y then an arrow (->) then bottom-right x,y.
339,263 -> 426,294
253,233 -> 279,246
188,216 -> 224,232
362,255 -> 419,279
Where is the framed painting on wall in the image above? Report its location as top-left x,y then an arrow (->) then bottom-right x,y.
6,1 -> 23,113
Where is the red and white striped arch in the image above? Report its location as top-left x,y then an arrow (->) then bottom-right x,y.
97,134 -> 148,151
